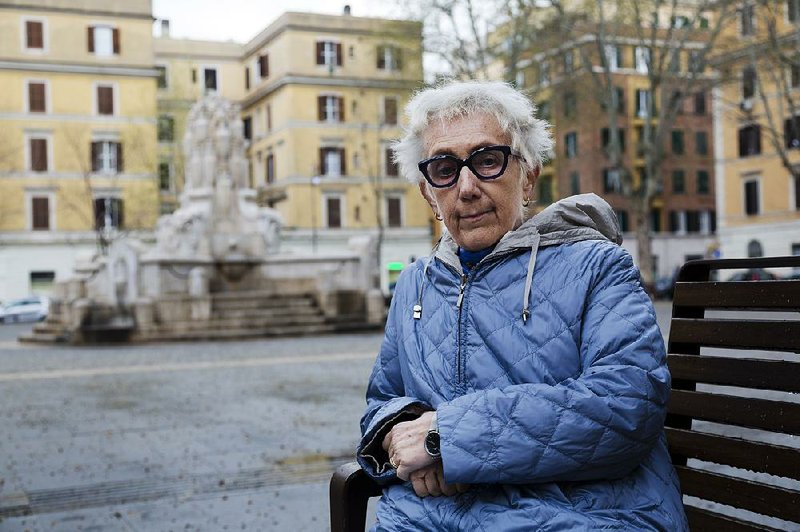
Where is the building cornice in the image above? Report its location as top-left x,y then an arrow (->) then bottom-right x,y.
0,3 -> 153,20
0,60 -> 158,78
241,75 -> 423,108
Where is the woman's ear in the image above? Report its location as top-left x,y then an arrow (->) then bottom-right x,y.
418,181 -> 440,215
523,165 -> 540,198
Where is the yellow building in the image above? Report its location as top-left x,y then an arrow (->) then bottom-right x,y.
154,10 -> 432,288
712,2 -> 800,262
0,0 -> 159,301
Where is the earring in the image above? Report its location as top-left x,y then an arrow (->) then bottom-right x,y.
435,213 -> 443,221
522,197 -> 530,207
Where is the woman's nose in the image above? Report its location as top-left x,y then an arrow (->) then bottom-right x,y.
456,165 -> 481,197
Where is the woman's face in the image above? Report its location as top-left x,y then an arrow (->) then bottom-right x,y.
419,112 -> 537,251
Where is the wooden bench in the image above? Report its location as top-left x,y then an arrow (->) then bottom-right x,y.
330,256 -> 800,531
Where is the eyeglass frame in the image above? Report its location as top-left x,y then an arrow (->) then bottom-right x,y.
417,145 -> 526,189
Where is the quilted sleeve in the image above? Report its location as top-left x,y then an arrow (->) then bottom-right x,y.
356,282 -> 430,483
436,248 -> 671,485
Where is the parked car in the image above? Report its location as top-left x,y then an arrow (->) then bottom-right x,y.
0,296 -> 50,323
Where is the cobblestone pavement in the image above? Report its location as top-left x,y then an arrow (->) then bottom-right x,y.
0,302 -> 676,531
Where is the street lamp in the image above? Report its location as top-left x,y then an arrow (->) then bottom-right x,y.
310,175 -> 321,253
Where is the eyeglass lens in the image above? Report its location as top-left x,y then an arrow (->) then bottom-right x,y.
426,148 -> 507,186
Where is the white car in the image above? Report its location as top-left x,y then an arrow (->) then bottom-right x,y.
0,296 -> 50,323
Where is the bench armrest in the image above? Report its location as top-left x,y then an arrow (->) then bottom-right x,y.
330,461 -> 383,532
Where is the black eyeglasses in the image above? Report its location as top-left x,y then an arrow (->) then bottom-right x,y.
418,145 -> 526,188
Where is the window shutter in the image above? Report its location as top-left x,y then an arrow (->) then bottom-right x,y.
316,42 -> 324,65
377,46 -> 385,69
319,148 -> 327,175
87,26 -> 94,52
336,43 -> 342,66
91,141 -> 99,172
115,198 -> 124,228
97,86 -> 113,115
338,97 -> 344,122
386,148 -> 398,176
318,96 -> 326,121
28,83 -> 45,112
339,148 -> 346,175
93,198 -> 104,229
112,28 -> 120,54
328,197 -> 341,228
245,67 -> 250,89
395,48 -> 403,70
116,143 -> 123,172
388,197 -> 401,227
30,138 -> 47,171
26,21 -> 43,48
384,98 -> 397,125
259,55 -> 269,77
32,197 -> 49,230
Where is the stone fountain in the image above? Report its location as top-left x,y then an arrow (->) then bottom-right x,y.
26,94 -> 384,343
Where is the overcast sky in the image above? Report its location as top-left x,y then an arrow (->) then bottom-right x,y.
151,1 -> 396,42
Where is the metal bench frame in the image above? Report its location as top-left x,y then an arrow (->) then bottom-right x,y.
330,256 -> 800,531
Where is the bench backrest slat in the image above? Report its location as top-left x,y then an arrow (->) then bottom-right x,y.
665,256 -> 800,530
668,354 -> 800,392
665,427 -> 800,481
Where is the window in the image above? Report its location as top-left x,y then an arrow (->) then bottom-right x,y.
790,0 -> 800,23
601,128 -> 625,154
563,50 -> 575,73
696,131 -> 708,155
385,148 -> 398,177
93,197 -> 124,229
564,132 -> 578,158
694,91 -> 706,115
697,170 -> 710,193
738,124 -> 761,157
31,197 -> 50,230
563,91 -> 577,118
383,97 -> 398,125
671,15 -> 690,28
156,65 -> 167,89
91,141 -> 122,173
25,19 -> 44,50
668,50 -> 681,72
794,173 -> 800,210
604,44 -> 622,70
320,147 -> 346,176
744,178 -> 760,215
688,51 -> 703,73
672,170 -> 685,193
538,100 -> 551,121
29,137 -> 48,172
159,161 -> 172,191
603,168 -> 622,193
671,130 -> 684,155
316,40 -> 342,68
242,117 -> 252,141
27,81 -> 46,113
539,61 -> 550,85
245,67 -> 250,90
615,210 -> 629,232
258,54 -> 269,78
538,176 -> 553,204
30,271 -> 55,293
88,25 -> 118,56
318,95 -> 344,122
377,45 -> 402,71
742,65 -> 756,100
266,104 -> 272,131
158,115 -> 175,142
386,196 -> 402,227
266,153 -> 275,184
96,84 -> 114,115
636,89 -> 651,118
203,68 -> 217,92
570,172 -> 580,195
784,115 -> 800,149
741,4 -> 755,36
669,210 -> 687,233
635,46 -> 650,73
686,210 -> 701,233
325,196 -> 342,228
650,208 -> 662,232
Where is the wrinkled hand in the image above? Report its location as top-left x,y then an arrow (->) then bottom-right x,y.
409,463 -> 470,497
382,411 -> 436,481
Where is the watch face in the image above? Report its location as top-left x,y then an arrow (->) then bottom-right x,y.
424,430 -> 441,458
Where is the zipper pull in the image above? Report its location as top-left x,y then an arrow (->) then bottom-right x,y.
413,304 -> 422,320
456,274 -> 467,309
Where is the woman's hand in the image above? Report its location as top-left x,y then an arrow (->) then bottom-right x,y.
409,463 -> 470,497
382,411 -> 436,481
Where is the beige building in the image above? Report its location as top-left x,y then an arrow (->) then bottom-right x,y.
0,0 -> 160,301
154,10 -> 432,289
712,2 -> 800,263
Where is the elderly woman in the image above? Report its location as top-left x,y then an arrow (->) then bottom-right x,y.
356,80 -> 687,530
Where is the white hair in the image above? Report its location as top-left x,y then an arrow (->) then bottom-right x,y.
393,80 -> 554,184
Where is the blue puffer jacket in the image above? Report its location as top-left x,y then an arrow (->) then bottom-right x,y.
357,194 -> 687,531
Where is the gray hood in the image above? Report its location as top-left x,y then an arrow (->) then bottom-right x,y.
422,193 -> 623,324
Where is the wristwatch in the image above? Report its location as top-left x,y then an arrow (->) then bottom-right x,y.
424,428 -> 441,459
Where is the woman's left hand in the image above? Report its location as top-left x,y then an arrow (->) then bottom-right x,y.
382,411 -> 437,481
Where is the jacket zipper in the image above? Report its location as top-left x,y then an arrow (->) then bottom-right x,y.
456,273 -> 468,388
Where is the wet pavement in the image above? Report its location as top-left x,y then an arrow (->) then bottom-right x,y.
0,302 -> 675,531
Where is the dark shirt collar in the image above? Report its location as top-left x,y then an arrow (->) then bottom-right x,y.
458,246 -> 494,275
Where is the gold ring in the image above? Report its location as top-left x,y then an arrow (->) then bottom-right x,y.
389,457 -> 398,469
